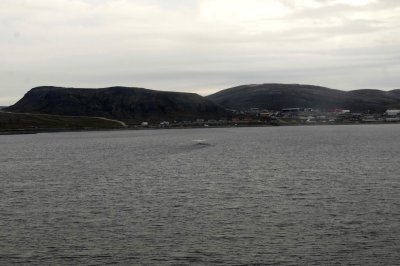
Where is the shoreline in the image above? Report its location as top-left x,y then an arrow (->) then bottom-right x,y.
1,121 -> 398,135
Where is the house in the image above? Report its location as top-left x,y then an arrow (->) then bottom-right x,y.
386,110 -> 400,116
385,110 -> 400,122
160,121 -> 170,127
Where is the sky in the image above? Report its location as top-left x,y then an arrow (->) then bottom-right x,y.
1,0 -> 400,105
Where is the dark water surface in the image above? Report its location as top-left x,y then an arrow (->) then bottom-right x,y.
1,125 -> 399,265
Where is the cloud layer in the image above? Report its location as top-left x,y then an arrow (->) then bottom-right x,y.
1,0 -> 399,105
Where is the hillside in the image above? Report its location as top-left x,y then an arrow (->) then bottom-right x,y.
0,112 -> 124,131
206,84 -> 400,112
5,86 -> 226,123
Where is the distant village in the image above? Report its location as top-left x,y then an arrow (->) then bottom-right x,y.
139,108 -> 400,128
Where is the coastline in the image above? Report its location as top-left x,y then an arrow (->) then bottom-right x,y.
1,120 -> 396,136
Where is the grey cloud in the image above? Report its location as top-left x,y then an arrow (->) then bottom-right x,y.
0,0 -> 399,105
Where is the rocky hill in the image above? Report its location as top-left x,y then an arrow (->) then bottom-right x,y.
206,84 -> 400,112
5,86 -> 226,123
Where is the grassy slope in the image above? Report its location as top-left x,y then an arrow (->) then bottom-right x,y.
0,112 -> 124,131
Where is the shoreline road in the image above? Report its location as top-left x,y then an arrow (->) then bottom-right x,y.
94,117 -> 128,127
1,111 -> 128,128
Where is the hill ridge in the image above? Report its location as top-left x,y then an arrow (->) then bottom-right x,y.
206,83 -> 400,112
6,86 -> 225,123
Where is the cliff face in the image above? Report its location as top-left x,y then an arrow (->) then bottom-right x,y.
206,84 -> 400,112
6,86 -> 226,122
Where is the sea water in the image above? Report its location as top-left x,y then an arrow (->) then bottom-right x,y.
1,125 -> 399,265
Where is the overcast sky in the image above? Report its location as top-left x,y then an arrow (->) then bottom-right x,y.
1,0 -> 400,105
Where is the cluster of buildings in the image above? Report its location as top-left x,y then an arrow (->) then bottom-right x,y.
229,107 -> 400,124
139,108 -> 400,128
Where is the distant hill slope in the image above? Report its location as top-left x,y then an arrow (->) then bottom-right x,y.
5,86 -> 226,123
206,84 -> 400,112
0,112 -> 124,131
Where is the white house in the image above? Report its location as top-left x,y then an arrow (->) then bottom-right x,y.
386,110 -> 400,116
